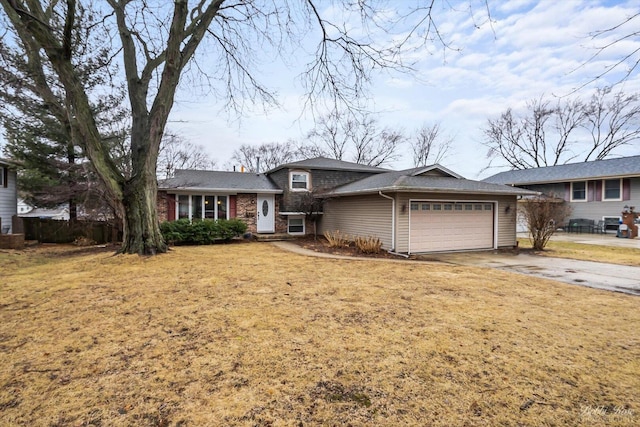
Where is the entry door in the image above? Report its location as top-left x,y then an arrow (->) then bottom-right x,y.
256,194 -> 275,233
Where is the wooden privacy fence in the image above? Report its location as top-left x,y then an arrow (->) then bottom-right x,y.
18,217 -> 121,244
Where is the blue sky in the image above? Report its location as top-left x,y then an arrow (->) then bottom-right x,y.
168,0 -> 640,178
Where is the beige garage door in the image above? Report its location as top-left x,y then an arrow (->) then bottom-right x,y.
409,201 -> 494,253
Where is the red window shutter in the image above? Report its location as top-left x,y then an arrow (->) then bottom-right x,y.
564,183 -> 571,201
595,180 -> 602,202
229,195 -> 237,218
587,181 -> 596,202
622,178 -> 631,201
167,194 -> 176,221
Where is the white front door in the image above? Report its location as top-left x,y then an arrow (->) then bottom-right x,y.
256,194 -> 275,233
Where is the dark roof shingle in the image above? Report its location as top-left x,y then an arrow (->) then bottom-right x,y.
159,170 -> 281,193
267,157 -> 389,174
325,167 -> 535,196
483,155 -> 640,185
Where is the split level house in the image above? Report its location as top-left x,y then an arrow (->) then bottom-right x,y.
158,157 -> 535,254
483,155 -> 640,231
0,158 -> 18,234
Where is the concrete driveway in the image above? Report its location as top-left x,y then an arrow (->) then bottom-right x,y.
430,251 -> 640,296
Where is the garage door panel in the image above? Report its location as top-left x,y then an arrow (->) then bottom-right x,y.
409,202 -> 494,253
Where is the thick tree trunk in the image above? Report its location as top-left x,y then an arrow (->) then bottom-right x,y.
119,171 -> 166,255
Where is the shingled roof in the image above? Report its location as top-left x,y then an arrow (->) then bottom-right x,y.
159,170 -> 281,193
324,165 -> 536,197
267,157 -> 389,174
483,155 -> 640,185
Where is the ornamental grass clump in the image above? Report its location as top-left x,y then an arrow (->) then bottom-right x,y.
323,230 -> 350,248
354,236 -> 382,254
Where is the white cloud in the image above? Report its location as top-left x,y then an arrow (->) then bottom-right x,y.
166,0 -> 640,177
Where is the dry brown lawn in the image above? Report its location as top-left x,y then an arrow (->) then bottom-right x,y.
518,238 -> 640,266
1,242 -> 638,426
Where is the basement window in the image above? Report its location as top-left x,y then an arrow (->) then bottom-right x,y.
288,216 -> 305,234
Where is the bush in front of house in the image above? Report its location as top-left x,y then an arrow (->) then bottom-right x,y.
160,218 -> 248,245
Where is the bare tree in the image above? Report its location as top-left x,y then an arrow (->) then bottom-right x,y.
230,141 -> 298,173
520,196 -> 571,251
158,133 -> 217,179
576,11 -> 640,90
583,87 -> 640,160
410,122 -> 452,166
483,89 -> 640,170
306,111 -> 404,167
0,1 -> 489,254
305,111 -> 351,161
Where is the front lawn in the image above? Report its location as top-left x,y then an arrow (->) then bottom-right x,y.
0,243 -> 638,426
518,238 -> 640,266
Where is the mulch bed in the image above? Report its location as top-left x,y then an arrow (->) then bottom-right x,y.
289,236 -> 403,259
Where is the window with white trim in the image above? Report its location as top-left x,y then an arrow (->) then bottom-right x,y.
0,167 -> 4,187
603,179 -> 621,201
290,171 -> 310,191
178,195 -> 190,219
176,195 -> 229,220
571,181 -> 586,201
288,216 -> 305,234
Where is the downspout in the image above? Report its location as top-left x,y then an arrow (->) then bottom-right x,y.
378,191 -> 396,252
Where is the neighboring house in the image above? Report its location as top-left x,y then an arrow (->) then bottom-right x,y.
17,198 -> 33,215
158,157 -> 534,253
19,205 -> 70,220
483,155 -> 640,229
0,159 -> 18,233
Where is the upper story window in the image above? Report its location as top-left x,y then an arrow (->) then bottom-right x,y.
603,179 -> 622,201
290,171 -> 310,191
571,181 -> 586,201
0,167 -> 4,187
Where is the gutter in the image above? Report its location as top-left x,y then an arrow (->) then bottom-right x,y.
378,191 -> 395,252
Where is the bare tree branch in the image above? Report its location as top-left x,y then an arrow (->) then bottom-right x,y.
483,89 -> 640,171
409,122 -> 452,166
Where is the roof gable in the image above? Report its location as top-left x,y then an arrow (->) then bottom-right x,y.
409,164 -> 463,179
483,155 -> 640,185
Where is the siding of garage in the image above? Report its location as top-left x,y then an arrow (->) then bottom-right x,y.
495,195 -> 518,247
319,195 -> 393,249
394,193 -> 518,253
